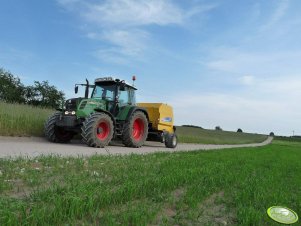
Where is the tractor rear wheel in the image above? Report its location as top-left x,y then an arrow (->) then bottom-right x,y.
122,111 -> 148,148
81,113 -> 114,148
164,133 -> 178,148
44,112 -> 74,143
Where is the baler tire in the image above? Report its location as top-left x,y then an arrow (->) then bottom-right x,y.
81,112 -> 114,148
122,111 -> 148,148
165,133 -> 178,148
44,112 -> 74,143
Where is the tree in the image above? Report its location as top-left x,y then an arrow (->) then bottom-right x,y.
215,126 -> 222,131
0,67 -> 65,108
26,81 -> 65,108
269,132 -> 275,137
237,128 -> 243,133
0,68 -> 26,103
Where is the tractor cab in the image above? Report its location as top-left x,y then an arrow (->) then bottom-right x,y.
92,77 -> 136,115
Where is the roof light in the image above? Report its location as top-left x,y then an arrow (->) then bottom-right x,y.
94,77 -> 115,83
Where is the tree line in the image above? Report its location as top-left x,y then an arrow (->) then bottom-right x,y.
0,68 -> 65,108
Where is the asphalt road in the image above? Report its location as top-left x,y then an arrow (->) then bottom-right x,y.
0,136 -> 273,158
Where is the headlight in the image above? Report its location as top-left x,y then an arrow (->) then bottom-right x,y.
65,111 -> 69,115
71,111 -> 76,115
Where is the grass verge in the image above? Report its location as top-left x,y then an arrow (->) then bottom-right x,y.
0,102 -> 54,136
0,140 -> 300,225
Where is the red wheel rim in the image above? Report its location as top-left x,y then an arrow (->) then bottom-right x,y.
132,118 -> 144,141
97,121 -> 110,140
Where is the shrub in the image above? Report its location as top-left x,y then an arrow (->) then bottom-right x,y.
215,126 -> 222,131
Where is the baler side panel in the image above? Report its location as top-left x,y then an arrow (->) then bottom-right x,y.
137,103 -> 174,133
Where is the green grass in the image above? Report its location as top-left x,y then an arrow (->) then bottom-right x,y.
176,126 -> 267,144
275,136 -> 301,142
0,140 -> 300,225
0,102 -> 54,136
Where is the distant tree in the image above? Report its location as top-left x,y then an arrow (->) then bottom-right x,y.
215,126 -> 222,131
26,81 -> 65,108
237,128 -> 243,133
269,132 -> 275,136
0,68 -> 26,103
182,125 -> 203,129
0,67 -> 65,108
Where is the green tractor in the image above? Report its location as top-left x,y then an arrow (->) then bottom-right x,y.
45,77 -> 178,148
44,77 -> 177,148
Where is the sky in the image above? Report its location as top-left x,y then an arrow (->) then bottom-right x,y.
1,0 -> 301,136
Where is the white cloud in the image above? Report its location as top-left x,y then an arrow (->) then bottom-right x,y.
240,75 -> 255,86
57,0 -> 217,62
205,47 -> 301,77
83,0 -> 184,27
260,0 -> 289,31
102,29 -> 149,56
89,29 -> 150,64
165,82 -> 301,136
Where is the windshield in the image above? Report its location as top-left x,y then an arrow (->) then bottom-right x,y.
91,83 -> 136,105
91,84 -> 115,100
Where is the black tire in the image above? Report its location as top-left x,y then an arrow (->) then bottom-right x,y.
122,111 -> 148,148
81,113 -> 114,148
44,112 -> 74,143
165,133 -> 178,148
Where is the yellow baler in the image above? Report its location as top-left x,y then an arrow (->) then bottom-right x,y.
137,103 -> 177,148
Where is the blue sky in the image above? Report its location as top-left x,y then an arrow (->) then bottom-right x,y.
1,0 -> 301,136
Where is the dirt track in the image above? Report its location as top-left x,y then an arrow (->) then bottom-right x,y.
0,136 -> 273,158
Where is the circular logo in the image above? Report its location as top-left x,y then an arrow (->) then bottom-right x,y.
267,206 -> 298,224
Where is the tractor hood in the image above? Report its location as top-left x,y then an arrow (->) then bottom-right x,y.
76,98 -> 107,118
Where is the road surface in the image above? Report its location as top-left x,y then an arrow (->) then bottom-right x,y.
0,136 -> 273,158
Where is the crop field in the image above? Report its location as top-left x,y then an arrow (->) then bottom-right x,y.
0,102 -> 54,137
0,139 -> 300,225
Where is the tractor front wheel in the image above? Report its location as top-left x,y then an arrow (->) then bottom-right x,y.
81,113 -> 114,148
122,111 -> 148,148
44,112 -> 74,143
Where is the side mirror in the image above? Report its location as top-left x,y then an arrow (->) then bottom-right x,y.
75,86 -> 78,94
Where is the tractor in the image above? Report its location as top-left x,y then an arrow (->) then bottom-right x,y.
44,77 -> 177,148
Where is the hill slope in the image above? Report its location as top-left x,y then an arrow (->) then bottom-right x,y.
176,126 -> 267,144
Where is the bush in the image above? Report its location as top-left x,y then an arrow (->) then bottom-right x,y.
215,126 -> 222,131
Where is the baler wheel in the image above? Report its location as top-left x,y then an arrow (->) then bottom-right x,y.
81,112 -> 114,148
164,133 -> 178,148
122,111 -> 148,148
44,112 -> 74,143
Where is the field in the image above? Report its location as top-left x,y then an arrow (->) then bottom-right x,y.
176,126 -> 267,144
0,139 -> 300,225
0,102 -> 54,136
0,102 -> 267,144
